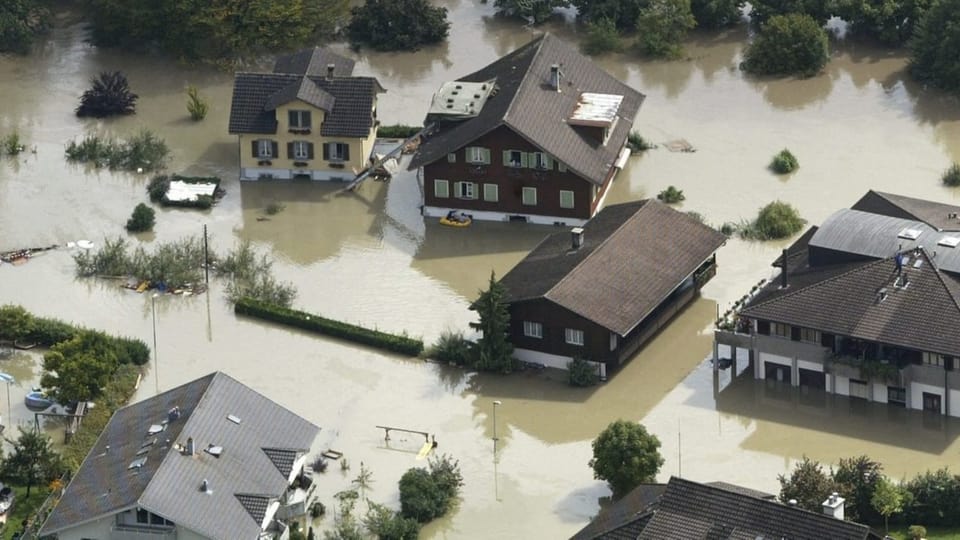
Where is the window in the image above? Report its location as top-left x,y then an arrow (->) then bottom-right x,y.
324,142 -> 349,161
137,509 -> 149,524
558,162 -> 567,173
291,141 -> 313,160
255,139 -> 275,158
888,386 -> 906,405
609,332 -> 618,351
770,322 -> 790,339
467,147 -> 489,164
560,190 -> 575,209
523,321 -> 542,339
288,110 -> 312,130
505,150 -> 524,168
532,152 -> 551,170
455,181 -> 476,199
434,179 -> 449,198
522,187 -> 537,206
800,328 -> 820,344
924,352 -> 945,367
565,328 -> 584,346
447,153 -> 456,163
483,183 -> 498,202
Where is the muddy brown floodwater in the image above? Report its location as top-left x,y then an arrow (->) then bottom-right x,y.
2,2 -> 960,538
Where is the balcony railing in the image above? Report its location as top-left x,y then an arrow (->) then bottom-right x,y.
826,352 -> 903,383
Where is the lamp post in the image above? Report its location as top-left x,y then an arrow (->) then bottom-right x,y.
0,372 -> 14,428
151,293 -> 159,395
492,400 -> 502,442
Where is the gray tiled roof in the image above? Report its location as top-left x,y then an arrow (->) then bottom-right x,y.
229,73 -> 383,138
40,372 -> 320,540
272,47 -> 355,77
410,34 -> 645,185
853,190 -> 960,232
500,200 -> 726,335
570,484 -> 665,540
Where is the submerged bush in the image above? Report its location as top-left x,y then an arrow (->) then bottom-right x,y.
942,163 -> 960,186
218,240 -> 296,307
65,130 -> 169,172
657,185 -> 686,204
742,13 -> 829,77
76,71 -> 138,118
582,18 -> 623,55
1,132 -> 24,156
185,85 -> 208,121
568,356 -> 600,387
770,148 -> 799,174
347,0 -> 450,51
425,331 -> 473,366
126,203 -> 156,232
739,201 -> 806,240
627,131 -> 654,152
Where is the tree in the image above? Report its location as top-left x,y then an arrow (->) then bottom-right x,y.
469,271 -> 514,373
347,0 -> 450,52
742,13 -> 829,77
909,0 -> 960,92
589,420 -> 664,498
0,0 -> 49,54
1,427 -> 64,497
572,0 -> 649,30
398,454 -> 462,523
835,0 -> 931,46
834,455 -> 883,523
635,0 -> 697,58
581,18 -> 624,55
363,502 -> 420,540
76,71 -> 138,118
872,476 -> 904,534
749,0 -> 833,26
690,0 -> 744,28
0,304 -> 34,341
40,331 -> 120,404
495,0 -> 569,24
126,203 -> 156,233
770,148 -> 799,173
778,456 -> 837,512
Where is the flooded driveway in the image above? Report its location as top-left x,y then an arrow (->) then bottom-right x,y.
2,3 -> 960,537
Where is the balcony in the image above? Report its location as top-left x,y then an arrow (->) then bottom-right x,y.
111,524 -> 176,540
825,353 -> 904,384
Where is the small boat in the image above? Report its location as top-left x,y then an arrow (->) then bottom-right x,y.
25,390 -> 53,411
440,212 -> 472,228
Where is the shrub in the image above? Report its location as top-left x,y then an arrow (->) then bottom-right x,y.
635,0 -> 697,58
65,130 -> 170,172
908,525 -> 927,539
742,13 -> 829,77
377,124 -> 422,138
185,85 -> 208,121
627,131 -> 654,151
691,0 -> 744,29
582,18 -> 623,55
1,131 -> 24,155
568,356 -> 599,387
265,202 -> 285,215
0,304 -> 35,341
572,0 -> 647,30
74,236 -> 211,288
770,148 -> 799,174
76,71 -> 138,118
903,468 -> 960,526
219,241 -> 296,306
739,201 -> 806,240
425,331 -> 473,366
28,316 -> 78,345
147,175 -> 171,201
347,0 -> 450,51
494,0 -> 567,24
126,203 -> 156,232
398,454 -> 462,523
942,163 -> 960,187
0,0 -> 50,54
234,298 -> 424,356
657,185 -> 686,204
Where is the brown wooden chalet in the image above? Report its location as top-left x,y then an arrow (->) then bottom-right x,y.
717,191 -> 960,416
409,34 -> 645,226
499,200 -> 726,377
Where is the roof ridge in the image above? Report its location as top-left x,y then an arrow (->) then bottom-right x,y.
502,33 -> 548,125
921,247 -> 960,317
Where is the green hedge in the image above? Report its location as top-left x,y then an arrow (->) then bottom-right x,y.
377,124 -> 421,139
234,298 -> 424,356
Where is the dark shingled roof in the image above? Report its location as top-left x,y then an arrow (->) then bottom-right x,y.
500,200 -> 726,335
742,249 -> 960,357
409,34 -> 645,185
229,73 -> 384,137
272,47 -> 356,77
263,447 -> 299,478
235,494 -> 271,525
852,190 -> 960,232
572,477 -> 876,540
40,372 -> 320,540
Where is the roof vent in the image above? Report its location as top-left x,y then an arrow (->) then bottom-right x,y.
876,287 -> 888,303
326,63 -> 335,78
898,227 -> 922,240
201,479 -> 211,493
147,424 -> 165,435
184,437 -> 195,456
206,444 -> 223,458
550,64 -> 562,92
227,414 -> 241,425
128,456 -> 148,470
939,236 -> 960,248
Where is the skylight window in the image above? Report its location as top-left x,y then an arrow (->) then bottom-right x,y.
147,424 -> 165,435
128,456 -> 148,470
939,236 -> 960,248
898,228 -> 923,240
227,414 -> 241,425
206,445 -> 223,458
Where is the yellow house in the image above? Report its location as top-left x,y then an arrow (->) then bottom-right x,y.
229,48 -> 385,181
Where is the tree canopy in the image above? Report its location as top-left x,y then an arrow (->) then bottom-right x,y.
836,0 -> 931,46
398,454 -> 462,523
636,0 -> 697,57
742,13 -> 829,77
833,455 -> 882,523
0,0 -> 49,54
41,331 -> 120,404
748,0 -> 832,26
909,0 -> 960,92
495,0 -> 568,24
778,456 -> 837,512
469,271 -> 515,373
572,0 -> 648,30
589,420 -> 664,498
347,0 -> 450,52
871,476 -> 904,534
1,427 -> 65,497
690,0 -> 744,28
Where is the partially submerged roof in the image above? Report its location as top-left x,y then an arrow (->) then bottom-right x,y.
272,47 -> 355,77
410,34 -> 645,185
852,190 -> 960,232
500,200 -> 726,335
40,372 -> 320,540
229,73 -> 384,137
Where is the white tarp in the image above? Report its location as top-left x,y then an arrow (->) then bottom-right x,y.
167,181 -> 216,202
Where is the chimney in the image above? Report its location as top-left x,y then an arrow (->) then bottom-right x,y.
780,249 -> 788,289
822,492 -> 845,520
200,479 -> 209,493
326,63 -> 335,78
185,437 -> 194,456
571,227 -> 584,250
550,64 -> 561,92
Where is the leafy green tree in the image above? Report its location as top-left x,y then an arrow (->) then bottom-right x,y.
778,456 -> 837,512
903,469 -> 960,526
835,0 -> 930,46
41,331 -> 120,404
636,0 -> 697,58
347,0 -> 450,52
834,455 -> 883,523
0,0 -> 49,54
872,476 -> 904,534
1,427 -> 65,497
749,0 -> 833,26
742,13 -> 829,77
469,271 -> 515,373
398,454 -> 462,523
76,71 -> 138,118
495,0 -> 569,24
589,420 -> 664,498
126,203 -> 156,233
581,18 -> 624,55
690,0 -> 744,28
740,200 -> 806,240
909,0 -> 960,92
363,502 -> 420,540
0,304 -> 34,341
572,0 -> 649,30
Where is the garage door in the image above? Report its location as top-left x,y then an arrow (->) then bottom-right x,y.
764,362 -> 791,384
798,368 -> 825,390
849,379 -> 869,400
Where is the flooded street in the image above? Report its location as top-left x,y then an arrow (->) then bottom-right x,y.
3,2 -> 960,537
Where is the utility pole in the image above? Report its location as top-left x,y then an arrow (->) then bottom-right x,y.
203,224 -> 209,285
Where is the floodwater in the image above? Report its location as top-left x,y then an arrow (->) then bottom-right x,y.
2,2 -> 960,537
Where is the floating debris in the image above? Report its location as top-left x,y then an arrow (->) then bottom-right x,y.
0,244 -> 59,265
664,139 -> 696,153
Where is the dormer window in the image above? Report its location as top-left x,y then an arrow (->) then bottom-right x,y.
507,150 -> 523,168
288,110 -> 312,132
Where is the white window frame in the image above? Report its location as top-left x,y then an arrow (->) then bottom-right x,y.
560,190 -> 575,209
289,110 -> 311,129
508,150 -> 523,168
533,152 -> 549,170
483,183 -> 498,202
565,328 -> 584,346
434,179 -> 449,198
257,139 -> 273,158
329,142 -> 347,161
455,181 -> 476,200
522,187 -> 537,206
523,321 -> 542,339
468,147 -> 486,164
293,141 -> 311,160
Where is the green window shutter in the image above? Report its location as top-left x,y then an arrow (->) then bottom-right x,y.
343,144 -> 350,161
251,140 -> 259,157
502,150 -> 511,166
287,142 -> 295,159
484,183 -> 498,202
447,153 -> 456,163
307,142 -> 315,159
560,190 -> 574,209
271,141 -> 278,158
482,148 -> 491,164
520,152 -> 530,168
522,187 -> 537,206
434,179 -> 449,198
558,161 -> 567,173
544,154 -> 553,170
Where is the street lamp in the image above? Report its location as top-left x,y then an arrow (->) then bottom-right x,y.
151,293 -> 159,395
0,373 -> 13,428
492,400 -> 502,442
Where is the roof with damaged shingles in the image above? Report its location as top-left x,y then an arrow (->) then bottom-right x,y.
229,73 -> 383,138
500,200 -> 726,336
741,249 -> 960,357
409,34 -> 644,185
40,372 -> 319,540
272,47 -> 355,77
852,190 -> 960,232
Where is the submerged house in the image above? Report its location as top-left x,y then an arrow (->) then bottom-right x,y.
229,47 -> 385,181
717,191 -> 960,416
409,34 -> 644,225
39,372 -> 319,540
499,200 -> 725,377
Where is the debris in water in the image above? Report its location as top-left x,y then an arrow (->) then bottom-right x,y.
664,139 -> 696,153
